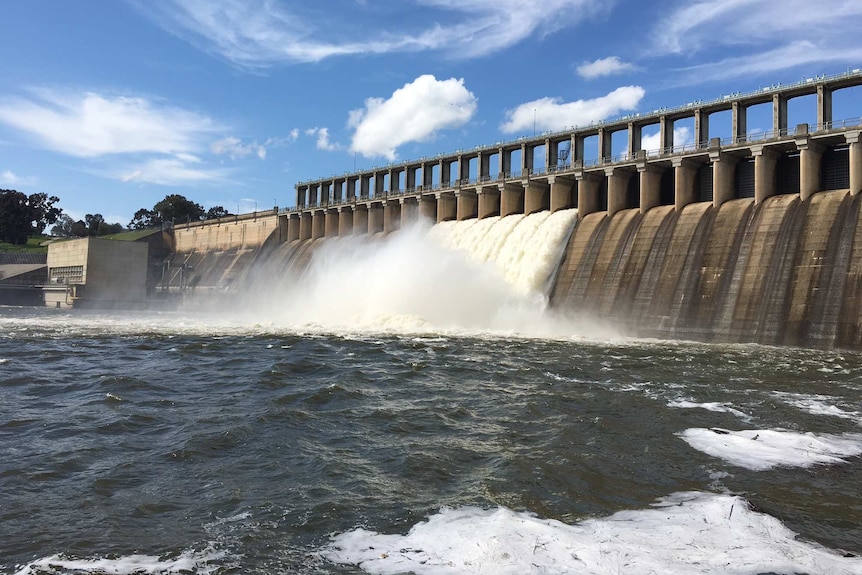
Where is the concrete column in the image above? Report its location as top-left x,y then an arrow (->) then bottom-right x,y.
374,172 -> 386,197
575,171 -> 601,217
368,203 -> 385,233
406,167 -> 417,191
287,213 -> 301,242
346,178 -> 357,202
847,131 -> 862,196
672,157 -> 698,211
597,127 -> 612,162
524,181 -> 550,215
499,182 -> 525,216
458,155 -> 471,185
296,185 -> 307,208
796,125 -> 824,201
659,116 -> 674,153
752,144 -> 780,204
818,84 -> 833,128
311,210 -> 326,240
732,101 -> 747,143
773,94 -> 788,135
521,142 -> 533,176
422,162 -> 434,189
694,109 -> 709,148
548,176 -> 575,212
628,122 -> 642,159
299,212 -> 312,240
400,197 -> 418,227
418,195 -> 437,221
573,135 -> 585,166
389,168 -> 401,193
337,206 -> 353,236
478,186 -> 500,218
436,192 -> 457,222
709,141 -> 740,209
353,204 -> 369,235
637,160 -> 663,214
479,151 -> 491,181
384,200 -> 401,233
499,147 -> 512,179
324,209 -> 339,238
546,138 -> 558,172
360,175 -> 371,199
605,166 -> 634,217
456,190 -> 478,220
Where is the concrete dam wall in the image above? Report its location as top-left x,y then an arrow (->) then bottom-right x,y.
551,190 -> 862,348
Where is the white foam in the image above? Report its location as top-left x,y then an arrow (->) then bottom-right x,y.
667,399 -> 751,421
679,428 -> 862,471
322,492 -> 861,575
14,546 -> 227,575
0,358 -> 9,364
772,391 -> 862,422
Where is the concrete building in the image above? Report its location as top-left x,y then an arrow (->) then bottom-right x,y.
44,237 -> 148,308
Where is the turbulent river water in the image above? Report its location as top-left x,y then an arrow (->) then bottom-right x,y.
3,213 -> 862,574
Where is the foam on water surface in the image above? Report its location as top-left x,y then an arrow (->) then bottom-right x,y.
14,547 -> 227,575
322,492 -> 861,575
679,428 -> 862,470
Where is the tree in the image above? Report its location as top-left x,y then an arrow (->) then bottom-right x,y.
70,220 -> 88,237
0,189 -> 64,244
51,214 -> 76,237
128,194 -> 206,229
205,206 -> 232,220
85,213 -> 105,237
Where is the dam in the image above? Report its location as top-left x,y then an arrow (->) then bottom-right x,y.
169,70 -> 862,348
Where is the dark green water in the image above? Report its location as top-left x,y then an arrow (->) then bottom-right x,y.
1,308 -> 861,574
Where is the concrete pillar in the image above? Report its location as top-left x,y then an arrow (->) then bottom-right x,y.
418,195 -> 437,221
299,212 -> 312,240
478,186 -> 500,218
499,147 -> 513,179
575,171 -> 601,217
637,161 -> 663,214
605,167 -> 634,217
346,178 -> 357,202
546,138 -> 558,172
694,109 -> 709,149
338,206 -> 353,236
353,204 -> 369,235
479,151 -> 491,181
287,213 -> 301,242
368,203 -> 385,233
752,144 -> 780,204
389,168 -> 401,193
549,176 -> 575,212
773,94 -> 788,135
374,172 -> 386,197
524,181 -> 550,215
360,175 -> 371,199
296,185 -> 307,208
659,115 -> 674,153
732,101 -> 747,143
422,162 -> 434,189
436,192 -> 457,222
672,157 -> 698,211
400,197 -> 418,227
456,190 -> 478,220
709,140 -> 740,209
406,166 -> 417,191
384,200 -> 401,233
311,210 -> 326,240
627,122 -> 642,159
324,208 -> 339,238
573,134 -> 585,166
818,84 -> 833,128
499,182 -> 525,216
847,131 -> 862,196
521,142 -> 533,176
597,127 -> 612,162
796,125 -> 823,201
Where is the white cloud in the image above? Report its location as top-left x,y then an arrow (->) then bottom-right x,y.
576,56 -> 635,79
288,128 -> 299,141
501,86 -> 645,134
654,1 -> 862,80
1,170 -> 19,185
135,0 -> 607,66
119,155 -> 229,185
0,89 -> 220,158
349,75 -> 477,161
305,128 -> 340,152
211,136 -> 266,159
640,126 -> 693,154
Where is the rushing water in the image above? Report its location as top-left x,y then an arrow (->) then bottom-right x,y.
3,214 -> 862,574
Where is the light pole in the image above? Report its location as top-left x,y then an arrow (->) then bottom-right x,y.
533,108 -> 537,136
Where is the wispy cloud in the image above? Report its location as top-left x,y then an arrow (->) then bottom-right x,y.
501,86 -> 645,134
654,0 -> 862,82
576,56 -> 635,79
211,136 -> 267,159
305,128 -> 341,152
349,74 -> 477,161
134,0 -> 608,67
0,89 -> 219,158
0,88 -> 239,186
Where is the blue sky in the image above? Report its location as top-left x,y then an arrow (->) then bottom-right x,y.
2,0 -> 862,226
